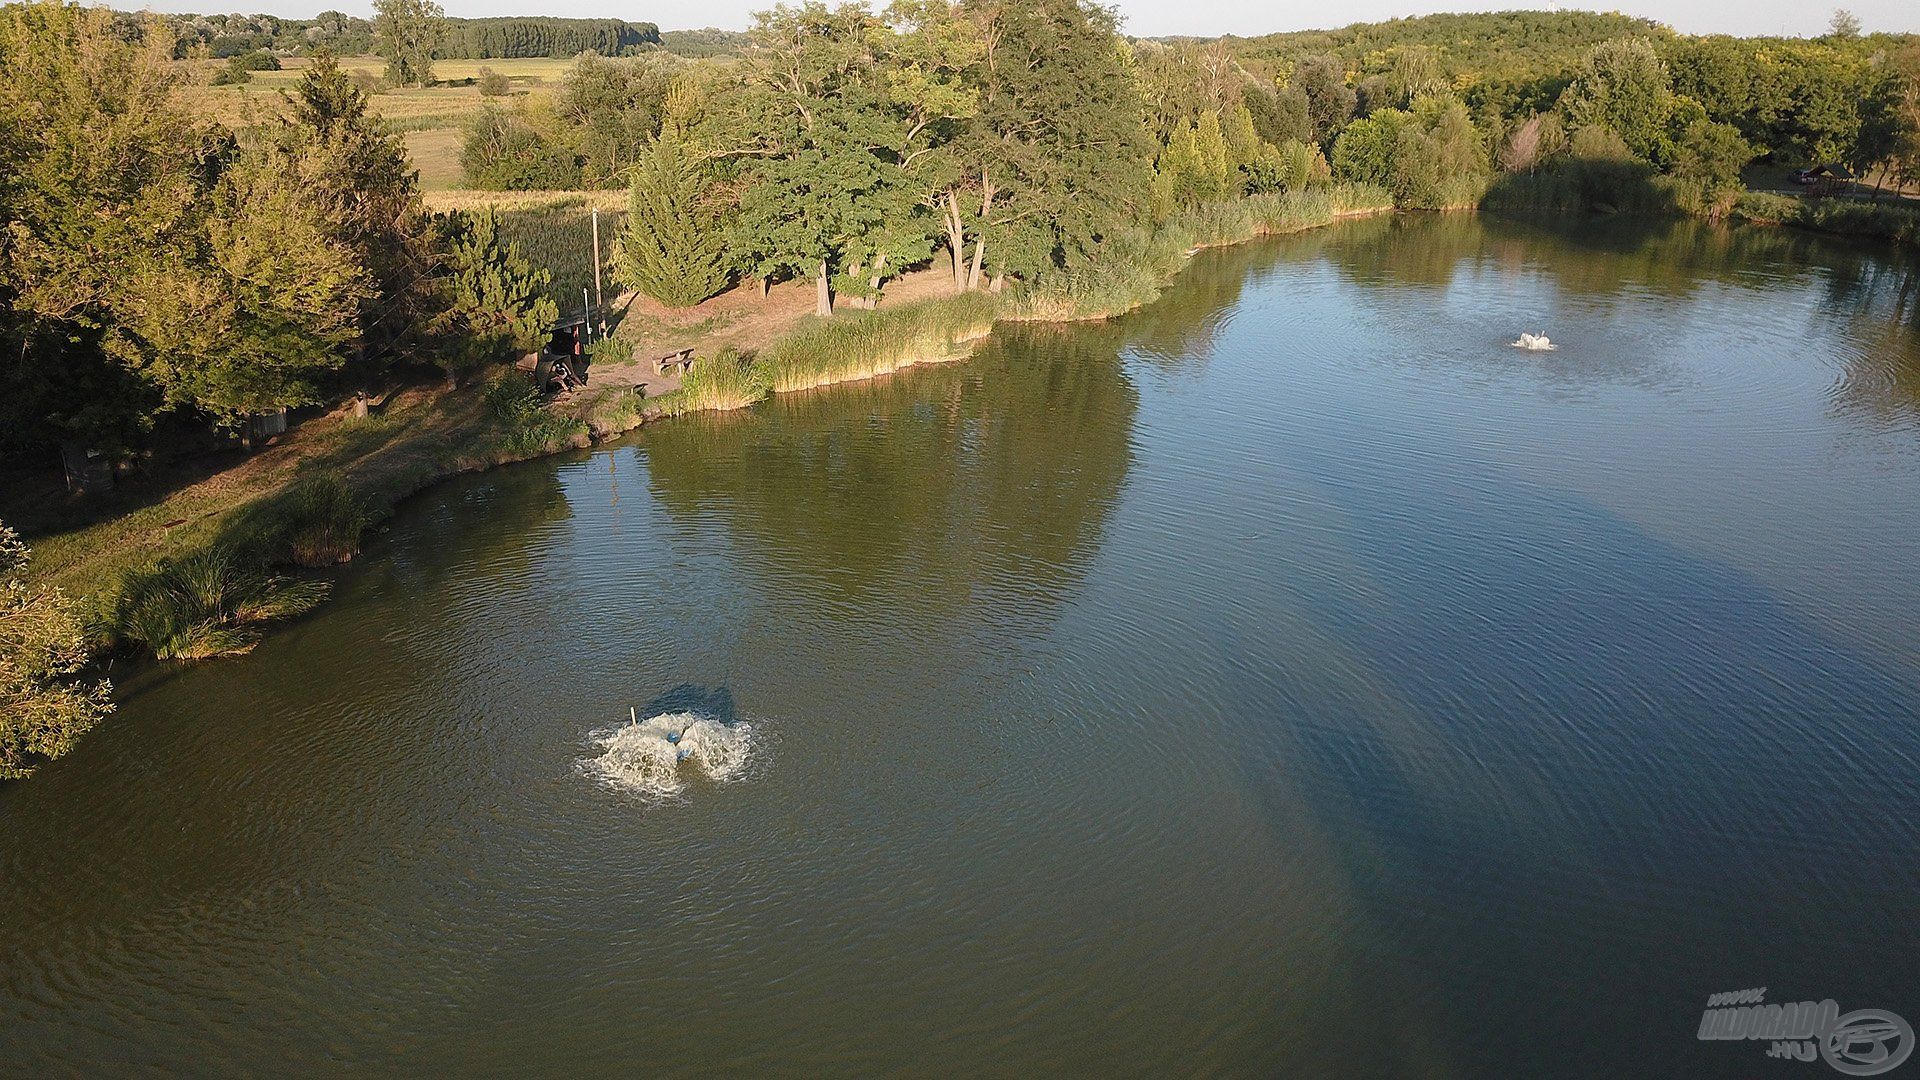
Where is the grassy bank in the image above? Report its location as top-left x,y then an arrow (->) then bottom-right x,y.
21,374 -> 588,657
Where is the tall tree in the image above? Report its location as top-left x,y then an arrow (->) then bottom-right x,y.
1291,54 -> 1356,147
727,2 -> 921,316
956,0 -> 1154,289
276,51 -> 435,409
0,2 -> 213,454
373,0 -> 445,89
1557,38 -> 1673,164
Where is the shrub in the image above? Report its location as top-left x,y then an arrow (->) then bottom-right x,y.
1,524 -> 112,780
484,374 -> 588,457
279,474 -> 369,567
477,66 -> 511,97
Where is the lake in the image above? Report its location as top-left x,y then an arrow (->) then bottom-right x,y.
5,214 -> 1920,1076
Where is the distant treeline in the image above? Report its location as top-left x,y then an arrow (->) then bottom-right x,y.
440,17 -> 660,59
145,11 -> 659,59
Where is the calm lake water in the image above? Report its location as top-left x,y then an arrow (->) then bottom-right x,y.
6,215 -> 1920,1076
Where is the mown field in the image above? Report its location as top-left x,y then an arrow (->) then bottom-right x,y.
180,54 -> 576,190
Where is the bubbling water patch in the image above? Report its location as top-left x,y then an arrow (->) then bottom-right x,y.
581,712 -> 753,798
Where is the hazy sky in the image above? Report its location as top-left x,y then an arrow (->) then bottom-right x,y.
136,1 -> 1920,40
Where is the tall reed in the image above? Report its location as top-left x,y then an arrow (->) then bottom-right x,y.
114,547 -> 329,660
756,292 -> 1002,393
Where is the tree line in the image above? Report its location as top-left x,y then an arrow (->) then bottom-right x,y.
147,9 -> 659,61
464,3 -> 1917,316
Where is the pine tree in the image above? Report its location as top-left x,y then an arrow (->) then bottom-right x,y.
431,208 -> 557,386
618,130 -> 730,309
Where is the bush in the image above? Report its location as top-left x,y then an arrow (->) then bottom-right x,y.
484,374 -> 588,457
279,474 -> 369,567
113,547 -> 328,661
477,66 -> 511,97
461,106 -> 583,190
1731,191 -> 1802,225
1,524 -> 112,780
1481,154 -> 1677,216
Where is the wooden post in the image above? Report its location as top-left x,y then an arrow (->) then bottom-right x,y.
591,207 -> 603,326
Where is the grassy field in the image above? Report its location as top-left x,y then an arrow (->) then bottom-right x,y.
180,54 -> 575,190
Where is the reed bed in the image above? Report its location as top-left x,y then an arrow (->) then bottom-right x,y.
756,292 -> 1002,394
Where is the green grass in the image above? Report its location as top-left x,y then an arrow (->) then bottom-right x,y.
647,348 -> 776,416
112,547 -> 329,660
491,203 -> 627,309
1013,183 -> 1394,321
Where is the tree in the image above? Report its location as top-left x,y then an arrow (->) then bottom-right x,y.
552,52 -> 684,186
461,104 -> 581,189
1557,38 -> 1673,164
1827,9 -> 1861,39
1670,118 -> 1754,210
618,130 -> 731,308
1,524 -> 112,780
956,0 -> 1155,288
430,209 -> 557,386
373,0 -> 445,89
0,2 -> 213,455
1291,54 -> 1356,147
727,4 -> 896,315
277,50 -> 435,407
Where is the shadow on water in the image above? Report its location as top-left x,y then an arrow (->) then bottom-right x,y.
636,683 -> 739,725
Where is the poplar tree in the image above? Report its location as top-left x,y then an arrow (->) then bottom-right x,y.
373,0 -> 445,89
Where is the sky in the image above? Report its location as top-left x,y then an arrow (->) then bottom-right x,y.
132,1 -> 1920,40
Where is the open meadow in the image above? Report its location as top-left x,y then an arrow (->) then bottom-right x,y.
180,54 -> 576,190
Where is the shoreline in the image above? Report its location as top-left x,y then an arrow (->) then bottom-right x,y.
9,190 -> 1395,656
0,189 -> 1497,672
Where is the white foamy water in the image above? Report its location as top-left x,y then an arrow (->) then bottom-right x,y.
580,712 -> 754,798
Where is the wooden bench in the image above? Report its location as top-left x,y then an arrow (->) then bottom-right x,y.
654,348 -> 695,377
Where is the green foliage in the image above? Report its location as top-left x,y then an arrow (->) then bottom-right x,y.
1557,38 -> 1674,164
552,52 -> 685,187
211,48 -> 278,85
1670,118 -> 1754,209
1231,11 -> 1671,89
440,16 -> 659,59
617,130 -> 730,308
476,67 -> 511,97
113,547 -> 328,660
1290,54 -> 1356,146
1,523 -> 112,780
460,105 -> 582,190
483,374 -> 586,457
431,208 -> 559,385
276,50 -> 436,392
373,0 -> 446,89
